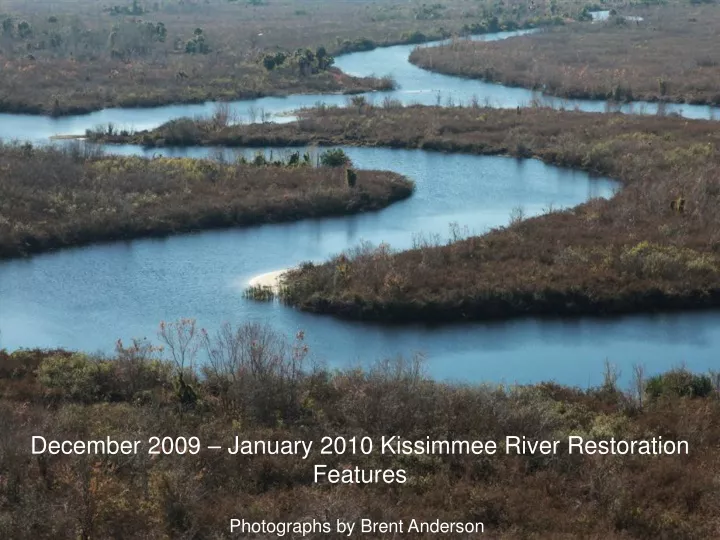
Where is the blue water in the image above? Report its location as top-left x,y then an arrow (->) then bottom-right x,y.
1,29 -> 719,387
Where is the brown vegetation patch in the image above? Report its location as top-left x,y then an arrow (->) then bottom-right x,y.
0,142 -> 414,259
409,4 -> 720,105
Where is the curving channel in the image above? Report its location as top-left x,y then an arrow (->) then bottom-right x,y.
2,30 -> 720,387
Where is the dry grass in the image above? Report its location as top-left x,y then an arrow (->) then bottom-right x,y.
410,4 -> 720,105
0,142 -> 413,259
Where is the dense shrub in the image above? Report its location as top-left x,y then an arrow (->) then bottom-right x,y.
36,348 -> 171,403
37,353 -> 114,402
645,369 -> 714,401
319,148 -> 352,167
2,328 -> 720,538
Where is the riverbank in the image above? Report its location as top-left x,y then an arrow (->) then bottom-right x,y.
245,269 -> 290,300
0,143 -> 414,259
98,104 -> 720,323
2,332 -> 719,539
409,4 -> 720,106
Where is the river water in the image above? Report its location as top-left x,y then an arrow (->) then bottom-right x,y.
1,30 -> 719,387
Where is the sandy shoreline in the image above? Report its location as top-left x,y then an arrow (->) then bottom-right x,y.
247,269 -> 290,292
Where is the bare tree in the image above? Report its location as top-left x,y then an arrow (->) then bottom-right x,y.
631,363 -> 646,409
602,359 -> 621,394
210,102 -> 234,129
200,322 -> 309,422
158,318 -> 199,374
158,319 -> 200,406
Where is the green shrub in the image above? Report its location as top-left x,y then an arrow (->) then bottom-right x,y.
319,148 -> 351,167
37,350 -> 171,403
400,31 -> 427,44
1,349 -> 58,379
618,242 -> 718,279
645,369 -> 713,401
37,353 -> 113,402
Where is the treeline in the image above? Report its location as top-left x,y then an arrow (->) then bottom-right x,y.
1,320 -> 720,538
0,142 -> 413,259
409,4 -> 720,106
100,103 -> 720,322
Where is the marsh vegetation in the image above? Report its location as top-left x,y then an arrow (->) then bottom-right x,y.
410,4 -> 720,105
0,142 -> 413,259
108,103 -> 720,321
3,3 -> 720,537
0,0 -> 603,114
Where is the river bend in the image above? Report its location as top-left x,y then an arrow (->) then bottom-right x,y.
2,30 -> 719,386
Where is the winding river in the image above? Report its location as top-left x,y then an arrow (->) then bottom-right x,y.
2,30 -> 720,387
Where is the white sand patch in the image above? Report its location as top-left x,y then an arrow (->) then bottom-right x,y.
247,269 -> 290,292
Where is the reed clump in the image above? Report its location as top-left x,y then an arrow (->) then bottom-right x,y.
243,285 -> 276,301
